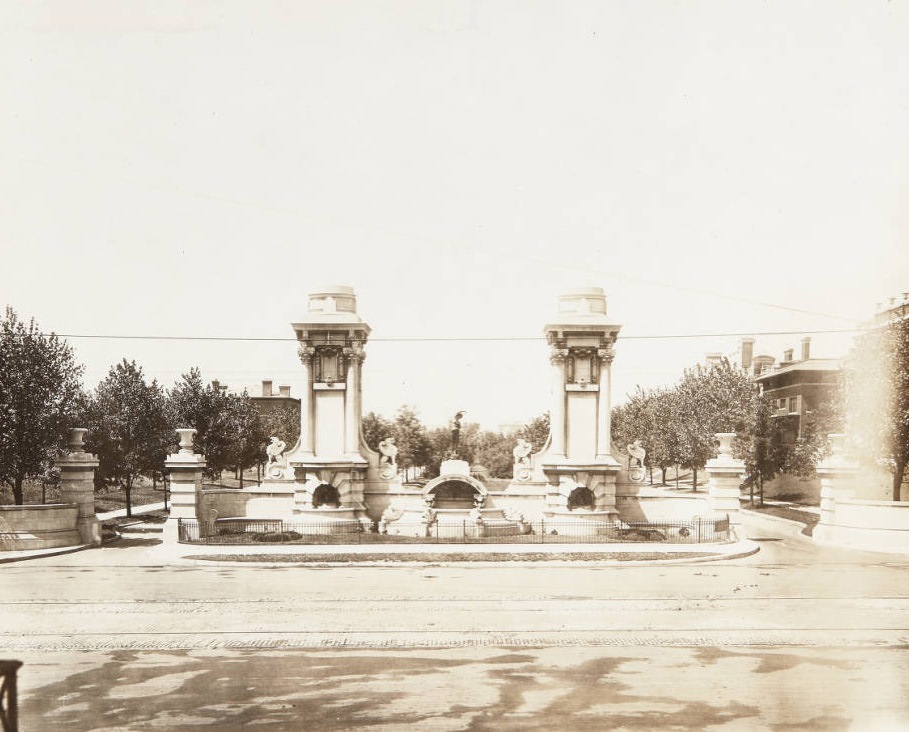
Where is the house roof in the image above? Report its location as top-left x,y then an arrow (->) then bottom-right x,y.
753,358 -> 841,382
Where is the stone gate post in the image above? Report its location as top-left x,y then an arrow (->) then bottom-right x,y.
815,434 -> 858,543
705,432 -> 744,536
57,428 -> 101,546
163,429 -> 206,544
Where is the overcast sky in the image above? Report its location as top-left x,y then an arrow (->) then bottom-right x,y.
2,1 -> 908,429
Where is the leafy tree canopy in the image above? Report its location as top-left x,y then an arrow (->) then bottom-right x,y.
0,307 -> 84,505
81,359 -> 169,516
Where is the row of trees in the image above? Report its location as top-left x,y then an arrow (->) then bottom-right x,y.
611,360 -> 758,491
612,315 -> 909,502
362,406 -> 550,481
81,363 -> 299,514
3,305 -> 907,510
0,308 -> 298,514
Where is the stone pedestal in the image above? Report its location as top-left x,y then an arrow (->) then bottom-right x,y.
163,429 -> 206,544
815,434 -> 858,542
705,433 -> 744,533
57,428 -> 101,546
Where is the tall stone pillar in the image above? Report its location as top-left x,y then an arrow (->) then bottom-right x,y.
595,344 -> 615,461
815,434 -> 858,543
344,344 -> 365,457
57,428 -> 101,546
283,286 -> 371,525
163,429 -> 206,544
706,432 -> 744,534
297,347 -> 315,456
548,347 -> 568,460
537,288 -> 622,522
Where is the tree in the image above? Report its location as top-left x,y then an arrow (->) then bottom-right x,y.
519,412 -> 550,453
741,393 -> 775,505
845,317 -> 909,500
361,411 -> 395,453
167,368 -> 234,481
391,405 -> 432,481
0,307 -> 84,505
225,391 -> 266,488
257,404 -> 301,480
673,359 -> 754,490
472,429 -> 513,478
82,360 -> 170,517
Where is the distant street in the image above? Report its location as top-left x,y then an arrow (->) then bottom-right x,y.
2,526 -> 909,730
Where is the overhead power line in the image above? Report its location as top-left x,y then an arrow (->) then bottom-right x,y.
44,328 -> 861,343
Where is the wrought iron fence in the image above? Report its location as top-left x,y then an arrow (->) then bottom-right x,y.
178,516 -> 730,545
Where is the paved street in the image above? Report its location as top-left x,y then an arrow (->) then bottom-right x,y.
2,525 -> 909,730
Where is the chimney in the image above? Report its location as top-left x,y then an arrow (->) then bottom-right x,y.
278,385 -> 291,397
705,352 -> 722,367
211,379 -> 222,392
740,337 -> 755,372
752,355 -> 775,377
783,348 -> 794,363
262,380 -> 273,397
800,337 -> 811,361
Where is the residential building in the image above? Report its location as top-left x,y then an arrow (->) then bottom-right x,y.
750,338 -> 840,442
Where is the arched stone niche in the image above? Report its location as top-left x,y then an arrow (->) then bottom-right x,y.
567,486 -> 596,511
312,483 -> 341,508
553,475 -> 608,510
295,470 -> 355,509
422,473 -> 488,509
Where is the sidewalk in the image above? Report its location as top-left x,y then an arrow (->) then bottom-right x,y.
0,502 -> 166,564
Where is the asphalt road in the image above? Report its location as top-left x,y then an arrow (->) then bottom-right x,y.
2,527 -> 908,730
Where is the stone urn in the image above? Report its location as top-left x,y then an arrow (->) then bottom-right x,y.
176,428 -> 197,455
67,428 -> 89,452
716,433 -> 736,460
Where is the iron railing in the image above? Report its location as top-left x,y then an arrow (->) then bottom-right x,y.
178,516 -> 730,545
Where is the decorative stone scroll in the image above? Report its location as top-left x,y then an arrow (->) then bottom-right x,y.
627,439 -> 646,482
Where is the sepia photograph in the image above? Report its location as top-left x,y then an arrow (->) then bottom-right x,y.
1,1 -> 908,730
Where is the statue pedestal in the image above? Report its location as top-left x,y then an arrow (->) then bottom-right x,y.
440,459 -> 470,477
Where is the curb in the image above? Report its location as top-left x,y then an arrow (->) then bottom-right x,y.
157,539 -> 761,568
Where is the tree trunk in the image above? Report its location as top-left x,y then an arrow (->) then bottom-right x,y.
239,469 -> 244,489
125,478 -> 132,518
13,475 -> 24,506
661,467 -> 667,486
893,461 -> 905,502
691,467 -> 698,492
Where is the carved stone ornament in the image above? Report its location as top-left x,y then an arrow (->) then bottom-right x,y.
597,344 -> 615,363
549,347 -> 569,364
297,344 -> 316,364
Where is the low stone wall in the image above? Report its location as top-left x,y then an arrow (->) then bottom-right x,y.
199,486 -> 295,520
0,504 -> 81,551
615,485 -> 711,523
820,499 -> 909,552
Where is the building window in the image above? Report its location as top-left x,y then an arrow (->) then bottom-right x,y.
789,396 -> 799,414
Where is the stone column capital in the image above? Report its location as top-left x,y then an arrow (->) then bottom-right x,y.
549,347 -> 569,364
597,344 -> 615,362
298,344 -> 316,365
